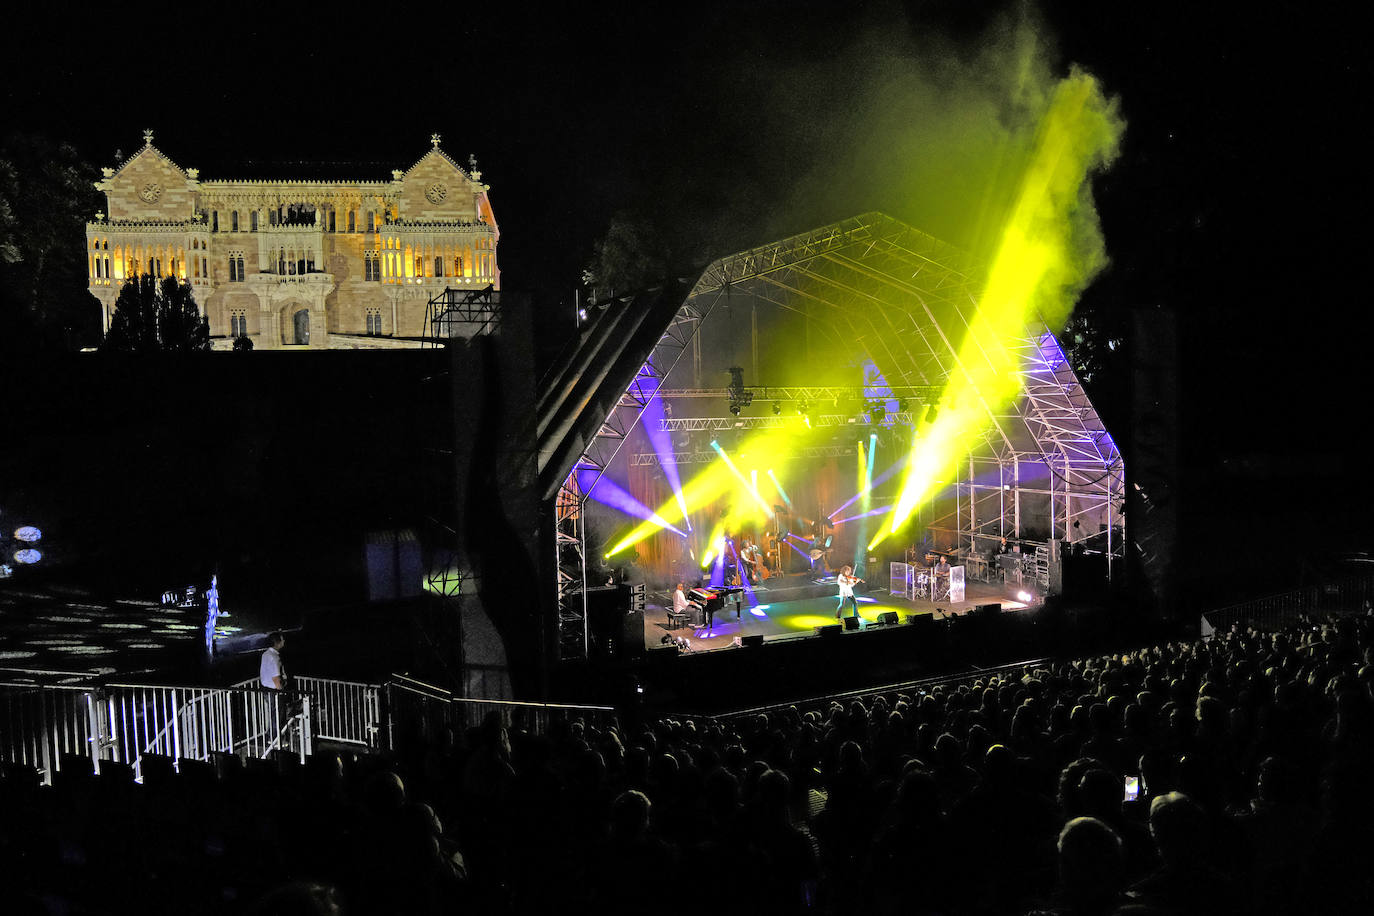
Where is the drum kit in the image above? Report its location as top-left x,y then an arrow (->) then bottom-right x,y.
912,564 -> 951,600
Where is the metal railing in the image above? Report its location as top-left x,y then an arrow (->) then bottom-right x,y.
1202,572 -> 1374,635
292,675 -> 382,750
0,682 -> 100,780
3,670 -> 610,785
235,675 -> 383,751
104,683 -> 312,778
385,674 -> 617,745
1,679 -> 312,784
451,695 -> 618,736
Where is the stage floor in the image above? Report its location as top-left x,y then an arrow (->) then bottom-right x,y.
643,573 -> 1032,653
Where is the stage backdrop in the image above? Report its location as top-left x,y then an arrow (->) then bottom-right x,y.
617,455 -> 849,586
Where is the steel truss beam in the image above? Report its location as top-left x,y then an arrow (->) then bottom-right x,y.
658,412 -> 914,432
630,444 -> 859,467
553,288 -> 727,660
655,386 -> 942,402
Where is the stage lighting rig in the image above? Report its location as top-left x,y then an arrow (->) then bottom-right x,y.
726,366 -> 753,416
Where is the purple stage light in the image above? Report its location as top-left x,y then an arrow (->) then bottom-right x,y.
709,544 -> 727,588
643,395 -> 691,531
828,453 -> 910,519
830,505 -> 894,526
577,468 -> 686,536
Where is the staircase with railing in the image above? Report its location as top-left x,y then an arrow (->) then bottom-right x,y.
1,670 -> 613,786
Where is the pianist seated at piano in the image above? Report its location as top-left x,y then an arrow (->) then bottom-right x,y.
687,583 -> 744,632
672,582 -> 700,626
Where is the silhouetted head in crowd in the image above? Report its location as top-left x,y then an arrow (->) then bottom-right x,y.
1077,767 -> 1123,821
983,743 -> 1014,787
364,770 -> 406,815
479,711 -> 511,761
1148,792 -> 1208,868
246,881 -> 344,916
1056,816 -> 1125,907
756,769 -> 791,824
705,767 -> 740,821
1058,758 -> 1110,815
1195,696 -> 1228,734
838,740 -> 865,772
610,789 -> 652,842
934,733 -> 962,767
1254,756 -> 1301,806
650,752 -> 679,791
895,768 -> 940,822
1137,750 -> 1171,800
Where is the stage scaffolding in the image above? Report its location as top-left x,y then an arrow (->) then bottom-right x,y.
423,285 -> 500,342
544,213 -> 1124,659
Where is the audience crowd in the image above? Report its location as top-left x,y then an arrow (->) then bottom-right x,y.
3,613 -> 1374,915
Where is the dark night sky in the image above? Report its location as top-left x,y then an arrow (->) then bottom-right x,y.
7,0 -> 1372,570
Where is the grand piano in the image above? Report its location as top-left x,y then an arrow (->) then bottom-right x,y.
689,585 -> 744,622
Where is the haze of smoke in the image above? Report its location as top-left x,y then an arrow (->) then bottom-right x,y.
762,3 -> 1123,314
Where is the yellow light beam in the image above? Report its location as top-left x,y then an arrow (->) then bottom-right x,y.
711,440 -> 774,520
874,70 -> 1121,549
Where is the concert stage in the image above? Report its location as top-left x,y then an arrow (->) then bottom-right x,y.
642,571 -> 1031,653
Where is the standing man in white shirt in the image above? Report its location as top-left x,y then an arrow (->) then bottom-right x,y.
260,632 -> 286,689
834,566 -> 864,620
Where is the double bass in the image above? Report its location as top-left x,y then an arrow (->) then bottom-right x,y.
739,539 -> 771,582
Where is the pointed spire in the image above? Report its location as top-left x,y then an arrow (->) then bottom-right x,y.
431,132 -> 442,149
143,129 -> 154,147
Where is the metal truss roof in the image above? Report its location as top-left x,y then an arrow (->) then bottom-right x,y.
630,444 -> 859,467
549,211 -> 1124,658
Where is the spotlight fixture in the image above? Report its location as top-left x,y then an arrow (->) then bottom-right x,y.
726,366 -> 753,416
924,404 -> 939,423
772,402 -> 781,416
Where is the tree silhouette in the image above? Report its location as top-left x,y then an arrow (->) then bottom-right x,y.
102,274 -> 210,352
0,132 -> 103,352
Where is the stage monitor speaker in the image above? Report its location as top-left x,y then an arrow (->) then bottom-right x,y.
842,616 -> 861,631
815,624 -> 843,637
908,611 -> 935,630
877,611 -> 900,626
587,588 -> 643,660
734,633 -> 765,647
976,603 -> 1002,616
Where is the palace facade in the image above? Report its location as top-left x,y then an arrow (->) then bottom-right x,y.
86,132 -> 499,349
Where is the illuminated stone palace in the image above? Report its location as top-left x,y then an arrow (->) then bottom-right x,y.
86,131 -> 499,349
